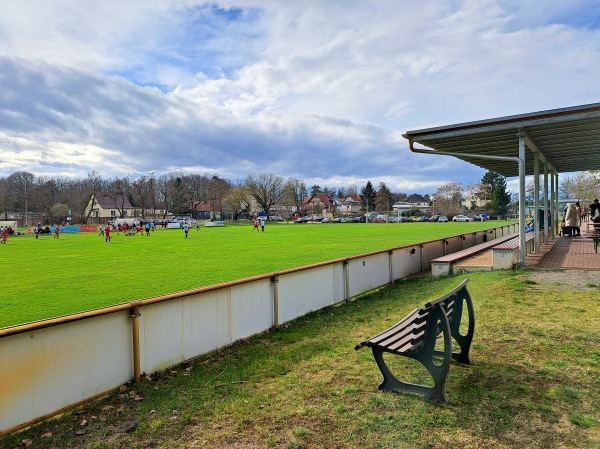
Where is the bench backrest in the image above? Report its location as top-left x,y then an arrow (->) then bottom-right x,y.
360,308 -> 429,355
424,278 -> 470,326
356,279 -> 471,356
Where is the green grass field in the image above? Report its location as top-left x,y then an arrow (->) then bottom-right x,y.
1,221 -> 505,328
3,271 -> 599,448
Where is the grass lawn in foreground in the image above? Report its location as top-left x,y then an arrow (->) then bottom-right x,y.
2,271 -> 598,448
1,221 -> 506,328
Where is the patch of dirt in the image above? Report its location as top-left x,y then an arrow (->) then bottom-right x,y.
526,269 -> 600,291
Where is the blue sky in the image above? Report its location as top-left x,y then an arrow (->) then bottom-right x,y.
1,0 -> 599,194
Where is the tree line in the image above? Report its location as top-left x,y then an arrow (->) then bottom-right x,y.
5,167 -> 582,225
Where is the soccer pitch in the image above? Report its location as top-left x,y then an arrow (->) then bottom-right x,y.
1,221 -> 499,328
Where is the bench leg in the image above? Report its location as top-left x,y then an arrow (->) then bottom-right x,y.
372,306 -> 452,403
447,288 -> 475,365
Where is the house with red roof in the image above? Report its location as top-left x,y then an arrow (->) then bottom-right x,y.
192,201 -> 213,220
339,194 -> 362,214
304,193 -> 334,216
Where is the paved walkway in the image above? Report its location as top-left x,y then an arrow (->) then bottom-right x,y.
525,224 -> 600,270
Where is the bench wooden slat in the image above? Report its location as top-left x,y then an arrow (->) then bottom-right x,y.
492,232 -> 535,250
378,320 -> 428,354
373,318 -> 426,346
431,233 -> 518,264
358,308 -> 421,346
385,330 -> 426,354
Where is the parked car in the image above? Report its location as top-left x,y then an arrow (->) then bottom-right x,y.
417,216 -> 429,222
348,216 -> 361,223
268,216 -> 284,222
429,215 -> 440,222
294,217 -> 308,224
452,215 -> 472,222
438,215 -> 449,222
468,215 -> 481,221
322,218 -> 331,223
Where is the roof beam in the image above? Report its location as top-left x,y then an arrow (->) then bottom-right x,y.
518,127 -> 557,172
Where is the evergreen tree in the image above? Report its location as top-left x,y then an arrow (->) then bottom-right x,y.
481,171 -> 511,215
375,182 -> 393,212
360,181 -> 377,213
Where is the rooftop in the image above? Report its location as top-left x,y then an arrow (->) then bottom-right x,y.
404,102 -> 600,177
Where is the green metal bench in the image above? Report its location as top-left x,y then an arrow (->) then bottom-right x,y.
355,279 -> 475,403
587,233 -> 600,253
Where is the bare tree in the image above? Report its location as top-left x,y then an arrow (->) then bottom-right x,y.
105,177 -> 131,218
146,173 -> 160,218
432,182 -> 464,215
186,174 -> 211,214
560,172 -> 599,205
130,175 -> 159,218
156,173 -> 175,218
7,171 -> 35,225
223,185 -> 251,220
284,177 -> 307,215
206,176 -> 230,219
72,171 -> 105,224
0,176 -> 9,219
245,172 -> 285,216
34,177 -> 61,224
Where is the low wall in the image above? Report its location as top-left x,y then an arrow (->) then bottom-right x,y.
0,224 -> 518,435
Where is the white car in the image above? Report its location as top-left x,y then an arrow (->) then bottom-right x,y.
452,215 -> 472,222
438,215 -> 449,222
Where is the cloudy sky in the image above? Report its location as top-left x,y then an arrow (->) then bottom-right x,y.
1,1 -> 599,194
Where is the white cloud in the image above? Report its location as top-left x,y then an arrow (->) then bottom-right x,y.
1,0 -> 599,194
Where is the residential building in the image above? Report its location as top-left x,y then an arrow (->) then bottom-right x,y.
85,193 -> 135,224
392,194 -> 431,214
339,195 -> 362,214
304,193 -> 334,216
463,192 -> 488,210
192,201 -> 213,220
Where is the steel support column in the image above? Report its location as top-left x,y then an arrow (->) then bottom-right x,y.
518,135 -> 526,264
534,151 -> 540,252
554,173 -> 559,234
543,162 -> 549,242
